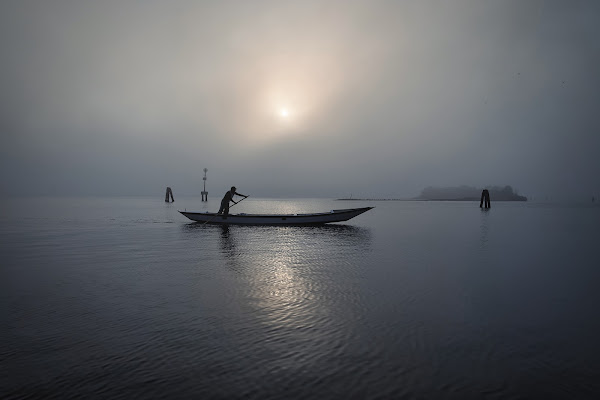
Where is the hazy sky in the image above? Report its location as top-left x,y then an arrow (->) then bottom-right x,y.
1,0 -> 599,199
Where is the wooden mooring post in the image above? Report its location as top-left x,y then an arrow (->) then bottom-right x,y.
165,187 -> 175,202
201,168 -> 208,201
480,189 -> 490,209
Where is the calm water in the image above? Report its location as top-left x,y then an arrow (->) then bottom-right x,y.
2,197 -> 600,399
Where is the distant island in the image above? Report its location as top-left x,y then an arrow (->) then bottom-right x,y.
416,185 -> 527,201
338,185 -> 527,201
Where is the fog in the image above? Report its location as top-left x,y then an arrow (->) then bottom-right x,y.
1,0 -> 599,200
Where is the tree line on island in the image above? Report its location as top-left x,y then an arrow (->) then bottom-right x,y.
338,185 -> 527,201
417,185 -> 527,201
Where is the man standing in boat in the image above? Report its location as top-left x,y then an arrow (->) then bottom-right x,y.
217,186 -> 248,216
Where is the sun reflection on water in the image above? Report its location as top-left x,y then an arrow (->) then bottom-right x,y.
216,225 -> 372,334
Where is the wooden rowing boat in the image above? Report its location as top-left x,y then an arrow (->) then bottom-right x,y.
179,207 -> 373,225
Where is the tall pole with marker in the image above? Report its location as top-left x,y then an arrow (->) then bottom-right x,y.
201,168 -> 208,201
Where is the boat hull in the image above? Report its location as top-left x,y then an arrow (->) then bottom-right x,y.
179,207 -> 373,225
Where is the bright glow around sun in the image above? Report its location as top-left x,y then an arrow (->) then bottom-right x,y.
227,51 -> 344,146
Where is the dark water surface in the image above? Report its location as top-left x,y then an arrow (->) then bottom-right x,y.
2,197 -> 600,399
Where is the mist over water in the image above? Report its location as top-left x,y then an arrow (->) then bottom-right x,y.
2,197 -> 600,399
2,1 -> 600,199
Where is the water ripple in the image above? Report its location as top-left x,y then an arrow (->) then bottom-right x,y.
3,198 -> 600,399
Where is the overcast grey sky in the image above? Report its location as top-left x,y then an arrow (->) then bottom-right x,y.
1,0 -> 599,199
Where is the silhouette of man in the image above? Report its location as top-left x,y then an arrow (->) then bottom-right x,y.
218,186 -> 247,216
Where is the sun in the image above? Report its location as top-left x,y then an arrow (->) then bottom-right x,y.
279,108 -> 289,118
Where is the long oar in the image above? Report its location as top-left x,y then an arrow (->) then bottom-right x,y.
202,196 -> 249,225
